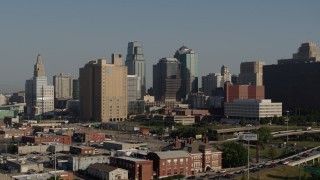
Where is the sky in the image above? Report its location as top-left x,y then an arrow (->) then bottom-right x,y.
0,1 -> 319,93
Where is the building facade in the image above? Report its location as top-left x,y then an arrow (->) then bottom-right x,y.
125,41 -> 146,97
239,61 -> 265,86
153,57 -> 182,101
25,54 -> 54,116
224,99 -> 282,120
87,163 -> 128,180
264,42 -> 320,110
127,75 -> 141,101
110,156 -> 153,180
72,79 -> 79,100
79,54 -> 127,122
174,46 -> 198,97
225,83 -> 265,103
147,151 -> 192,178
53,73 -> 73,100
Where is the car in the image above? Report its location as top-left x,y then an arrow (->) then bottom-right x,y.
224,173 -> 233,178
269,163 -> 276,168
301,153 -> 310,157
292,157 -> 301,161
217,169 -> 226,174
236,170 -> 245,174
282,160 -> 289,165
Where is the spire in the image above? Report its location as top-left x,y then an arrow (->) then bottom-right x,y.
36,54 -> 43,64
34,53 -> 46,77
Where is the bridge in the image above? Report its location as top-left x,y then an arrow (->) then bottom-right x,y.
272,129 -> 320,138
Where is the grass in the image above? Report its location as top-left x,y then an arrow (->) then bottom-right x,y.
234,165 -> 312,180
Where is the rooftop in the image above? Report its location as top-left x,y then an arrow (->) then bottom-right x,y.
116,156 -> 150,162
154,150 -> 190,159
88,163 -> 120,173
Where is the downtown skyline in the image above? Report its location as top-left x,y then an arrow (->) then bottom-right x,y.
0,1 -> 319,92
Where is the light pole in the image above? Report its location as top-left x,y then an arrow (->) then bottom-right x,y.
285,111 -> 289,156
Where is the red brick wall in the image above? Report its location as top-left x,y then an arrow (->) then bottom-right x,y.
158,157 -> 192,178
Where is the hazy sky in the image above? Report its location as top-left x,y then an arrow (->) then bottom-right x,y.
0,1 -> 319,93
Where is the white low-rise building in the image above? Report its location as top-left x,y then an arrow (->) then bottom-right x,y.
224,99 -> 282,120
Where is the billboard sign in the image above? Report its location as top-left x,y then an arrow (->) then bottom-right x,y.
195,134 -> 202,139
239,133 -> 258,141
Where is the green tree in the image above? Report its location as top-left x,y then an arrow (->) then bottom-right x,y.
268,147 -> 278,159
221,142 -> 247,168
254,127 -> 272,149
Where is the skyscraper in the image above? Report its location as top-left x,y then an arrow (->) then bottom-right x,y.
125,41 -> 146,98
79,54 -> 127,122
25,54 -> 54,116
202,65 -> 232,96
264,42 -> 320,110
174,46 -> 198,97
153,57 -> 181,101
53,73 -> 73,100
239,61 -> 265,85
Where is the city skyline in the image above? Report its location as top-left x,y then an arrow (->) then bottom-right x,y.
0,1 -> 319,92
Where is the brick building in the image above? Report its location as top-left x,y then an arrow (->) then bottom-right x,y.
147,150 -> 192,179
183,138 -> 222,173
73,131 -> 105,143
225,83 -> 265,103
70,146 -> 95,155
22,134 -> 72,144
0,128 -> 33,139
110,156 -> 153,180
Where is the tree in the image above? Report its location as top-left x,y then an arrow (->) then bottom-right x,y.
221,142 -> 247,168
268,147 -> 278,159
254,127 -> 272,149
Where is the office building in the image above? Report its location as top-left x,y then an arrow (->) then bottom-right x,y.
225,83 -> 265,103
264,42 -> 320,110
79,54 -> 127,122
239,61 -> 265,85
9,91 -> 25,104
25,54 -> 54,116
127,75 -> 141,101
278,42 -> 320,64
202,65 -> 231,96
72,79 -> 79,100
224,99 -> 282,120
174,46 -> 198,97
153,57 -> 182,101
125,41 -> 146,97
53,73 -> 73,100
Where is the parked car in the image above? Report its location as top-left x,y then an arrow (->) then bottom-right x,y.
301,153 -> 310,157
217,169 -> 226,174
224,173 -> 233,178
282,160 -> 289,165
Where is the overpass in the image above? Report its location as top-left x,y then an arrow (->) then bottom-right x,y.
272,129 -> 320,138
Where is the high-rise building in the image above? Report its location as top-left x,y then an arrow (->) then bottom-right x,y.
239,61 -> 265,85
125,41 -> 146,97
153,57 -> 182,101
72,79 -> 79,100
79,54 -> 127,122
202,65 -> 232,96
25,54 -> 54,116
53,73 -> 73,100
278,42 -> 320,64
174,46 -> 198,97
264,42 -> 320,110
127,75 -> 141,101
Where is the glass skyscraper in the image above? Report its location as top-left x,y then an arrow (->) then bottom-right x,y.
174,46 -> 198,98
125,41 -> 146,98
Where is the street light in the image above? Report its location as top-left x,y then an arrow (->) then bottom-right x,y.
285,111 -> 290,156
